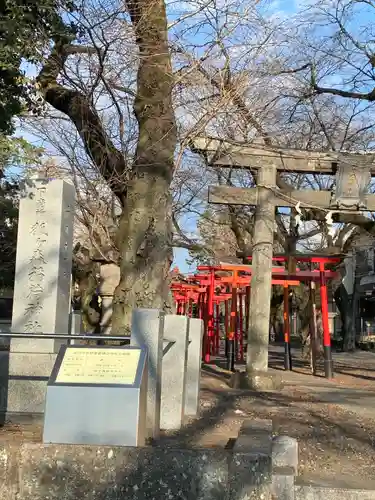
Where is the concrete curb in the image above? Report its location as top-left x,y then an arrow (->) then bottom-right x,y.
295,485 -> 375,500
272,435 -> 298,500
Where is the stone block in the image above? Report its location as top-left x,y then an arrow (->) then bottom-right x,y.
272,435 -> 298,475
272,436 -> 298,500
185,318 -> 203,417
229,452 -> 272,500
234,419 -> 273,454
131,308 -> 164,440
43,346 -> 148,447
230,419 -> 273,499
0,352 -> 56,415
17,444 -> 229,500
272,467 -> 295,500
271,437 -> 298,500
161,315 -> 189,430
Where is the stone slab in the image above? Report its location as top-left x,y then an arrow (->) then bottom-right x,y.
0,352 -> 56,415
234,419 -> 273,454
11,178 -> 74,354
43,345 -> 148,447
185,318 -> 203,417
161,314 -> 189,430
229,452 -> 272,499
295,485 -> 375,500
131,308 -> 164,440
272,435 -> 298,474
272,468 -> 296,500
2,440 -> 375,500
16,444 -> 229,500
230,419 -> 273,499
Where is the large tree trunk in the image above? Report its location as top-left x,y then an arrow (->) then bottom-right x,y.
112,176 -> 174,334
334,284 -> 356,351
112,0 -> 177,334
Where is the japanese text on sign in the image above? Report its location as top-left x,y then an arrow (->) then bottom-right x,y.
55,348 -> 141,385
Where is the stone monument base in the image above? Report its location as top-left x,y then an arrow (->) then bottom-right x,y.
229,370 -> 283,391
0,351 -> 57,420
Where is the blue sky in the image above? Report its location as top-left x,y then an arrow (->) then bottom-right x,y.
173,247 -> 192,272
169,0 -> 299,272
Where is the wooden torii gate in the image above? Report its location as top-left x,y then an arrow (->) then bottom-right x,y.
191,137 -> 375,384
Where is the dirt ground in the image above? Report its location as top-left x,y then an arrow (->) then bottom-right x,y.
159,346 -> 375,488
2,346 -> 375,488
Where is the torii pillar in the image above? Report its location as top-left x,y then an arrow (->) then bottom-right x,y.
246,163 -> 277,388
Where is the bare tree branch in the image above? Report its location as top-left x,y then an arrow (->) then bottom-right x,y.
37,41 -> 129,202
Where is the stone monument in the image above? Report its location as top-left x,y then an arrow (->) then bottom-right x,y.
0,177 -> 75,418
43,345 -> 148,446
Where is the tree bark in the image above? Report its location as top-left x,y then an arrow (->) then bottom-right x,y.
334,284 -> 356,351
112,176 -> 174,334
111,0 -> 177,334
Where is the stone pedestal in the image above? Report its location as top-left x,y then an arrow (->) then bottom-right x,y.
272,436 -> 298,473
161,315 -> 189,430
131,308 -> 164,440
230,370 -> 282,391
230,419 -> 273,499
98,264 -> 120,336
43,346 -> 148,447
185,318 -> 203,417
272,436 -> 298,500
2,178 -> 75,417
7,353 -> 58,415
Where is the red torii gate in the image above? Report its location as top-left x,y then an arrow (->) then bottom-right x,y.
171,263 -> 300,369
170,255 -> 340,378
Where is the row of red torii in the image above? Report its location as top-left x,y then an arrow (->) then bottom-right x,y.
170,255 -> 340,377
